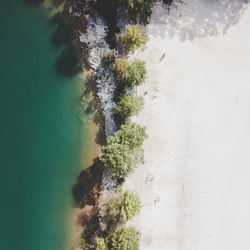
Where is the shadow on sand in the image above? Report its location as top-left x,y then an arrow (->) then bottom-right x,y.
150,0 -> 250,41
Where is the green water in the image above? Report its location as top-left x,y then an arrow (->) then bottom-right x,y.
0,1 -> 89,250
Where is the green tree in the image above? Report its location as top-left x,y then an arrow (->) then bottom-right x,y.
115,94 -> 144,120
114,123 -> 148,149
108,227 -> 140,250
122,25 -> 148,52
100,123 -> 147,177
125,59 -> 146,88
120,190 -> 141,221
112,59 -> 146,88
100,142 -> 143,178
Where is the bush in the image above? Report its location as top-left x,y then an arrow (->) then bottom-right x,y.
102,50 -> 116,65
96,237 -> 108,250
108,227 -> 140,250
120,190 -> 141,221
112,59 -> 146,89
112,58 -> 128,76
98,189 -> 141,231
114,122 -> 148,149
115,94 -> 144,120
100,142 -> 143,178
122,25 -> 148,53
100,123 -> 147,177
125,59 -> 146,88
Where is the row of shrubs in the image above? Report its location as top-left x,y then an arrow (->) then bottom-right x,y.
80,22 -> 149,250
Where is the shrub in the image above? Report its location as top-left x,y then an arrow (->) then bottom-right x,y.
98,189 -> 141,231
120,190 -> 141,221
96,237 -> 108,250
100,142 -> 143,178
114,122 -> 148,149
112,59 -> 146,88
108,227 -> 140,250
125,59 -> 146,88
115,94 -> 144,120
122,25 -> 148,52
100,123 -> 147,177
79,238 -> 90,249
102,50 -> 116,65
112,58 -> 128,76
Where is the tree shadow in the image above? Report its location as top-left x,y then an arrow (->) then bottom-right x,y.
71,158 -> 104,208
54,44 -> 82,77
149,0 -> 250,41
50,12 -> 74,48
23,0 -> 44,6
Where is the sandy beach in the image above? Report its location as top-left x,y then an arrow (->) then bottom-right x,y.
124,1 -> 250,249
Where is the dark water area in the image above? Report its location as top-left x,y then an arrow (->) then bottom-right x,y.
0,1 -> 89,249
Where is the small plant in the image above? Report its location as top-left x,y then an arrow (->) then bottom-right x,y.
102,50 -> 116,65
120,190 -> 141,221
112,58 -> 128,76
96,237 -> 108,250
122,25 -> 148,53
108,226 -> 140,250
115,94 -> 144,120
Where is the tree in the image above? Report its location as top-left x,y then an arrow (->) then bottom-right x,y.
98,189 -> 141,232
100,123 -> 147,177
100,142 -> 143,178
112,59 -> 147,88
108,227 -> 140,250
122,25 -> 148,53
114,123 -> 148,149
120,190 -> 141,221
125,59 -> 146,88
115,94 -> 144,120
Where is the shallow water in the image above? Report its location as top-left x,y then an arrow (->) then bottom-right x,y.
0,1 -> 90,249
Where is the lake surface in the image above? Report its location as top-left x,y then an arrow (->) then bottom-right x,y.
0,1 -> 90,249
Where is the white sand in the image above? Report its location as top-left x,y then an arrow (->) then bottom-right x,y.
124,1 -> 250,249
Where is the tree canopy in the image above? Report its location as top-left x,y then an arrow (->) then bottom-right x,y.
108,227 -> 140,250
115,94 -> 144,120
122,25 -> 148,52
112,59 -> 146,88
100,123 -> 147,177
120,190 -> 141,221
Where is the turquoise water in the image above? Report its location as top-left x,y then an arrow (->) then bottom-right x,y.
0,1 -> 89,250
